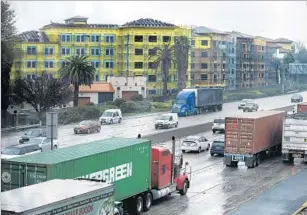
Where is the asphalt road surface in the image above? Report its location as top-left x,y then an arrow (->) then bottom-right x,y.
2,91 -> 306,148
145,131 -> 307,215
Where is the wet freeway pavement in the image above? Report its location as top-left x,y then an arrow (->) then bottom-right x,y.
2,91 -> 306,148
144,131 -> 307,215
230,168 -> 307,215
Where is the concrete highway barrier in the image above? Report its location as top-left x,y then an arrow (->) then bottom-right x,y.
144,105 -> 294,144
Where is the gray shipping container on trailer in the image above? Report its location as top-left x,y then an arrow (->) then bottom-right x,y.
190,88 -> 223,107
1,179 -> 115,215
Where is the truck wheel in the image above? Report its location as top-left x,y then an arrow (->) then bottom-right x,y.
185,111 -> 188,117
119,118 -> 122,123
198,147 -> 201,153
212,130 -> 216,133
136,196 -> 143,214
175,122 -> 178,128
179,179 -> 188,195
110,119 -> 113,124
211,153 -> 214,156
143,192 -> 152,212
182,150 -> 186,153
256,154 -> 260,166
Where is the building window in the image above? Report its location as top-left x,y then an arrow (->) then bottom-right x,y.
26,46 -> 36,55
148,75 -> 156,82
163,36 -> 171,42
148,62 -> 156,69
214,63 -> 217,69
105,61 -> 114,68
148,35 -> 157,42
134,35 -> 143,42
191,40 -> 195,45
223,74 -> 226,80
61,61 -> 69,68
90,48 -> 100,56
232,48 -> 235,54
105,48 -> 114,56
91,61 -> 100,69
135,48 -> 143,55
75,34 -> 86,42
44,61 -> 54,68
61,47 -> 71,56
231,69 -> 234,74
201,40 -> 208,46
90,35 -> 100,42
44,47 -> 54,55
213,74 -> 217,83
26,74 -> 37,80
232,58 -> 235,64
26,61 -> 37,68
201,52 -> 208,57
148,49 -> 157,55
201,74 -> 208,80
201,63 -> 208,69
191,51 -> 195,57
191,63 -> 195,69
148,89 -> 157,95
134,62 -> 143,69
105,35 -> 115,43
60,34 -> 71,42
261,65 -> 264,69
75,48 -> 85,56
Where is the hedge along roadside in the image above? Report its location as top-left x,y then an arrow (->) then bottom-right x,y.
142,105 -> 294,144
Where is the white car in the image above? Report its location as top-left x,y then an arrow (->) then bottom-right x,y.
181,135 -> 210,153
212,117 -> 225,133
100,109 -> 122,124
1,143 -> 42,160
155,113 -> 178,129
238,99 -> 253,110
25,137 -> 59,151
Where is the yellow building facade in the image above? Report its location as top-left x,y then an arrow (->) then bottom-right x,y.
11,16 -> 192,95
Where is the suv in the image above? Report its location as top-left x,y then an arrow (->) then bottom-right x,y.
210,139 -> 225,156
238,99 -> 253,110
19,128 -> 46,144
1,143 -> 41,160
242,102 -> 259,112
100,109 -> 122,124
212,118 -> 225,133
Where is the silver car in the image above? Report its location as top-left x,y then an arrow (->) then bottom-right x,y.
243,102 -> 259,112
238,99 -> 253,110
25,137 -> 59,151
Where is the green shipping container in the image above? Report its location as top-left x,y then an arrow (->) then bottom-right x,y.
1,137 -> 151,201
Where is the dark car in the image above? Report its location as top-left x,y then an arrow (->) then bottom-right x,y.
291,94 -> 303,103
1,143 -> 42,159
210,139 -> 225,156
74,120 -> 101,134
19,128 -> 46,144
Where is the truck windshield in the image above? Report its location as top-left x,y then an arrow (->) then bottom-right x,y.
102,111 -> 113,117
175,99 -> 186,105
2,147 -> 22,155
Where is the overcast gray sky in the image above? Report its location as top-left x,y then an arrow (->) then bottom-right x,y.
11,1 -> 307,45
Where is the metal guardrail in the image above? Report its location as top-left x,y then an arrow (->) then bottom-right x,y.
1,124 -> 41,132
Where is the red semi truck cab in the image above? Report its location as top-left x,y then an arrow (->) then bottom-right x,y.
151,146 -> 190,194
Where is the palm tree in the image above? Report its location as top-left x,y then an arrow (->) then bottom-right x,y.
149,44 -> 177,96
174,36 -> 191,90
59,55 -> 96,107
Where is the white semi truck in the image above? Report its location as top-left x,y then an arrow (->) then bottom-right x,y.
1,179 -> 125,215
282,111 -> 307,163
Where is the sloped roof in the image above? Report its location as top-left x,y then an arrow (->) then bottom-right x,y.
79,83 -> 115,93
254,36 -> 274,42
122,18 -> 176,28
18,30 -> 49,42
273,38 -> 293,43
42,22 -> 119,29
193,26 -> 227,35
64,15 -> 88,21
230,31 -> 254,38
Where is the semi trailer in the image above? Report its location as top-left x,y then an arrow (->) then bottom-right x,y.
1,137 -> 191,215
224,110 -> 285,168
171,88 -> 223,117
1,179 -> 124,215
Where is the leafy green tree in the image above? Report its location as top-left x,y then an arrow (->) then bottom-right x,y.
149,44 -> 177,96
1,1 -> 17,126
11,72 -> 73,121
283,53 -> 295,65
59,55 -> 96,107
297,48 -> 307,64
174,36 -> 190,90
